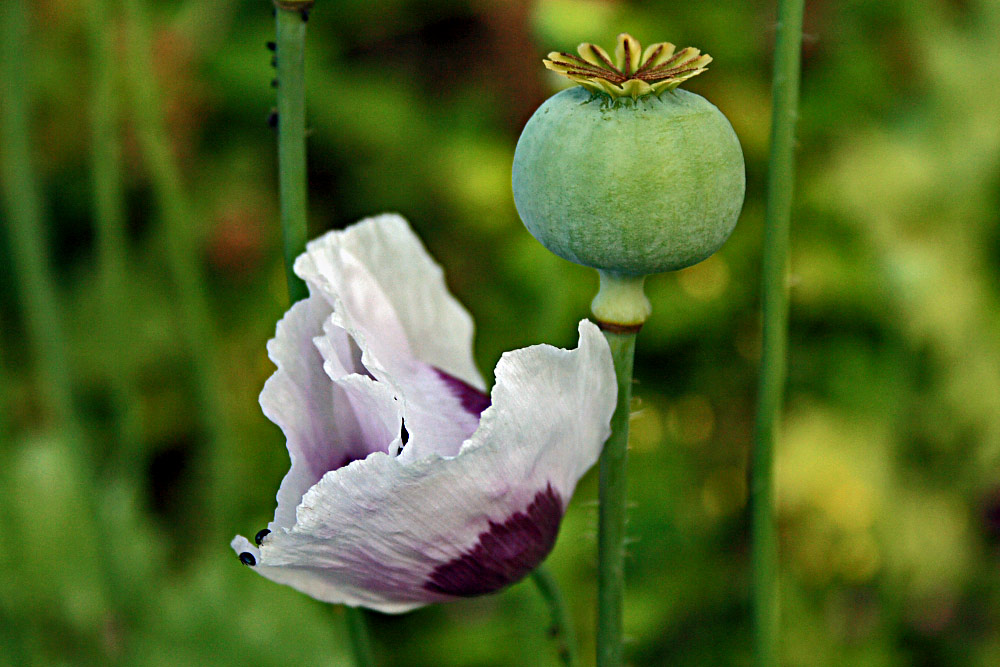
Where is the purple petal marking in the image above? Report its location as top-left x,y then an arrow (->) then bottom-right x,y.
310,450 -> 365,481
433,368 -> 491,417
423,484 -> 564,597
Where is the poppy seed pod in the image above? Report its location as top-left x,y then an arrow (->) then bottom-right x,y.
512,34 -> 745,277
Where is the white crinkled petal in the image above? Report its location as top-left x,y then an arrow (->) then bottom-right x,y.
294,213 -> 481,388
233,320 -> 616,613
314,314 -> 401,456
261,296 -> 399,528
294,214 -> 485,459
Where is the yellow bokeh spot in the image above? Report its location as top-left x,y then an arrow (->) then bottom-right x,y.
834,533 -> 881,583
822,477 -> 875,533
701,467 -> 748,518
629,402 -> 664,453
667,394 -> 715,446
678,255 -> 730,301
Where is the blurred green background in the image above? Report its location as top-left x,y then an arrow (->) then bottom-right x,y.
2,0 -> 1000,664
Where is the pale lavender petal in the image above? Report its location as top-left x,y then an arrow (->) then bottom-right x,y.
260,296 -> 342,528
314,315 -> 400,456
294,213 -> 482,389
262,297 -> 398,528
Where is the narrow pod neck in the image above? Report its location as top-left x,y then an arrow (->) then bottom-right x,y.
591,270 -> 651,331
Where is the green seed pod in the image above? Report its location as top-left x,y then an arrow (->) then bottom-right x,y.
513,34 -> 745,278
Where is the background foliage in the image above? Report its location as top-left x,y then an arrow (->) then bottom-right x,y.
2,0 -> 1000,664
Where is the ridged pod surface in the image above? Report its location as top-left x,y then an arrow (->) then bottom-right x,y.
513,85 -> 745,275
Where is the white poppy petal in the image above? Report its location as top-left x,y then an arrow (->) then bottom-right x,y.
262,296 -> 399,528
294,213 -> 482,389
233,320 -> 615,613
294,214 -> 486,459
261,296 -> 344,528
314,315 -> 401,456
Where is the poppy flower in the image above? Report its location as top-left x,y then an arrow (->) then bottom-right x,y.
232,214 -> 616,613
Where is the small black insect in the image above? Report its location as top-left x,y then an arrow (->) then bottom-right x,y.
255,528 -> 271,546
271,56 -> 278,68
271,78 -> 279,88
266,40 -> 276,52
301,8 -> 310,22
267,109 -> 278,128
239,552 -> 256,566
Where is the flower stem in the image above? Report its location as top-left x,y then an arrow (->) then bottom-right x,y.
274,3 -> 310,305
272,4 -> 374,664
752,0 -> 805,665
123,0 -> 236,538
343,605 -> 375,666
0,0 -> 79,436
531,566 -> 578,667
595,325 -> 638,667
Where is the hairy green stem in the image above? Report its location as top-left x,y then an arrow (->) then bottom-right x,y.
88,0 -> 143,478
123,0 -> 235,537
752,1 -> 805,665
596,327 -> 638,667
0,0 -> 79,435
275,5 -> 310,304
273,4 -> 373,664
531,567 -> 578,667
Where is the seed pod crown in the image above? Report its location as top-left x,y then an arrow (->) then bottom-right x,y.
544,33 -> 711,101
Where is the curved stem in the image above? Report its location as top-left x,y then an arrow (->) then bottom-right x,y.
752,0 -> 805,665
531,566 -> 578,667
595,327 -> 638,667
273,4 -> 374,665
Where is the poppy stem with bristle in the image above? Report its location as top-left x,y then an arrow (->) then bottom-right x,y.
590,270 -> 649,666
752,0 -> 806,665
273,3 -> 374,664
275,4 -> 310,304
595,328 -> 638,667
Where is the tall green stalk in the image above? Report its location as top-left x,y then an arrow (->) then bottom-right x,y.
596,328 -> 637,667
752,1 -> 805,665
0,0 -> 79,437
2,3 -> 127,660
275,4 -> 310,305
88,0 -> 143,475
273,3 -> 372,664
123,0 -> 235,537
